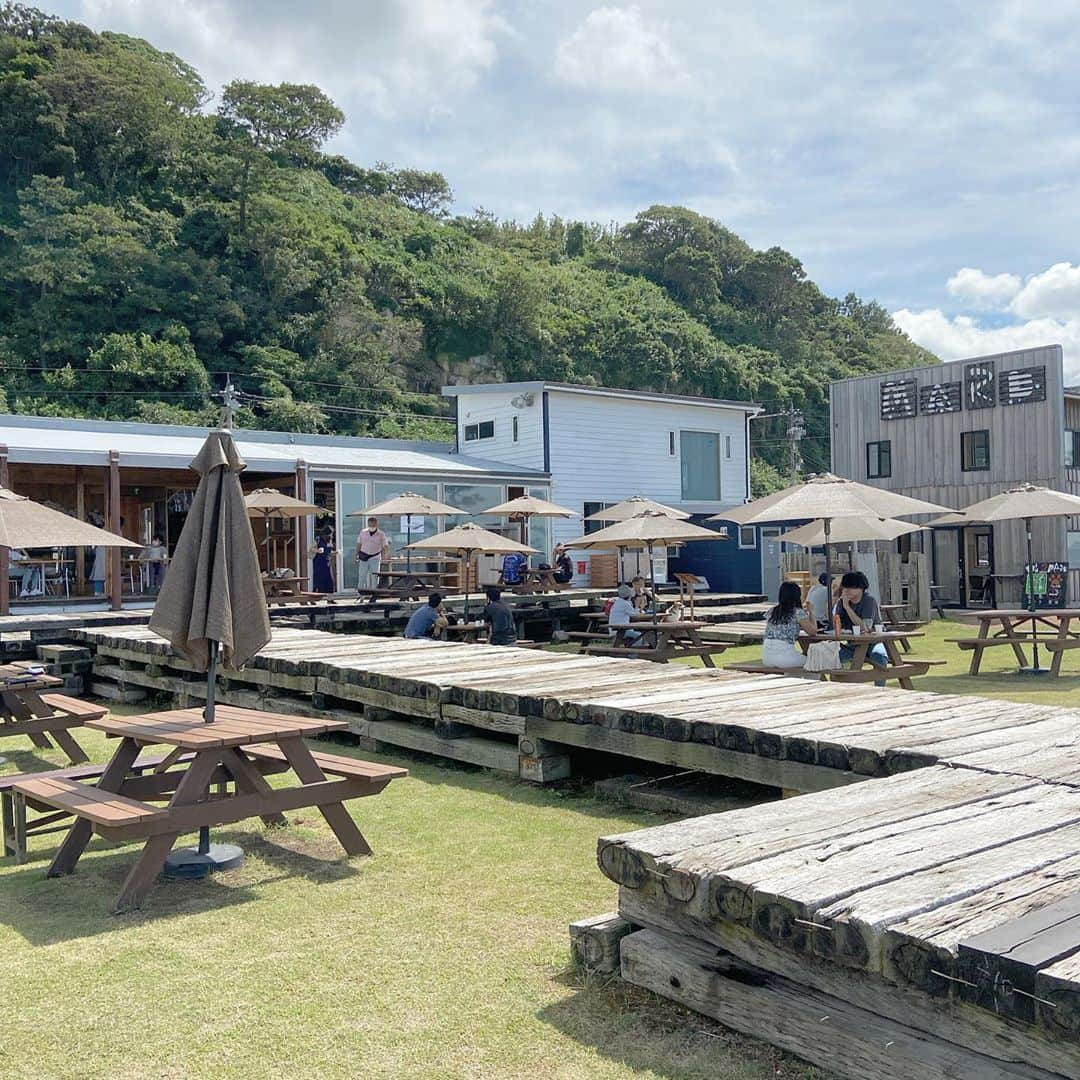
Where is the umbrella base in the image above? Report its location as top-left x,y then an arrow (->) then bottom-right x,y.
1016,667 -> 1051,677
164,843 -> 244,879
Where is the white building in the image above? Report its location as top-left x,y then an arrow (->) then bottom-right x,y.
442,381 -> 761,581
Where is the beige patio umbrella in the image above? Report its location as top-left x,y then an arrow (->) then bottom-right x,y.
780,516 -> 925,548
0,489 -> 141,616
563,511 -> 725,612
484,494 -> 576,550
149,427 -> 272,874
406,522 -> 536,618
935,485 -> 1080,672
351,491 -> 467,571
586,495 -> 690,522
713,473 -> 954,601
244,488 -> 320,571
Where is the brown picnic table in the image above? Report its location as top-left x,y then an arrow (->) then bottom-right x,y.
878,603 -> 926,653
361,569 -> 458,601
506,568 -> 569,595
16,705 -> 407,911
948,608 -> 1080,676
585,619 -> 726,667
262,575 -> 322,605
0,664 -> 100,764
798,629 -> 937,689
440,620 -> 488,643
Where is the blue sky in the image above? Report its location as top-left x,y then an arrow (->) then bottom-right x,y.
55,1 -> 1080,376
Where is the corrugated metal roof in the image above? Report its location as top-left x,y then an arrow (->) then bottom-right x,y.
0,414 -> 545,478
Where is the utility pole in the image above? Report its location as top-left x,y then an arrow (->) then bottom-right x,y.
220,375 -> 240,429
786,409 -> 806,480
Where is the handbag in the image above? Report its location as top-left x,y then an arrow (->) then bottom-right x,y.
357,550 -> 373,562
804,640 -> 843,673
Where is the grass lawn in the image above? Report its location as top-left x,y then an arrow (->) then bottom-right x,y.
707,614 -> 1080,706
0,720 -> 828,1080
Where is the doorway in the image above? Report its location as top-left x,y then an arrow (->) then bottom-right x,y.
932,526 -> 994,607
761,527 -> 783,600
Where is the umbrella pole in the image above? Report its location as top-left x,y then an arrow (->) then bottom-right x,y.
407,518 -> 412,574
648,541 -> 657,617
463,551 -> 469,621
824,518 -> 833,625
1025,517 -> 1045,674
198,638 -> 219,853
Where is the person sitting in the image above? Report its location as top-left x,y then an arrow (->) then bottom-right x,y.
608,583 -> 643,645
762,581 -> 817,669
805,572 -> 831,627
500,550 -> 528,587
483,585 -> 518,646
630,575 -> 654,612
7,548 -> 34,598
551,544 -> 573,585
832,571 -> 888,685
404,592 -> 449,640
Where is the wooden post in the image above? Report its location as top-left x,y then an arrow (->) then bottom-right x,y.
108,450 -> 121,611
74,467 -> 85,595
0,445 -> 8,616
295,459 -> 308,583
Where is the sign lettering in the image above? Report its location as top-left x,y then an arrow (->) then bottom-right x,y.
919,381 -> 961,415
964,362 -> 995,409
1000,365 -> 1046,406
880,378 -> 917,421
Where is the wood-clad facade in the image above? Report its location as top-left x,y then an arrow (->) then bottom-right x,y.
830,345 -> 1076,606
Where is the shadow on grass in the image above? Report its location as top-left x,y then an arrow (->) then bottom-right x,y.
0,825 -> 361,945
537,967 -> 829,1080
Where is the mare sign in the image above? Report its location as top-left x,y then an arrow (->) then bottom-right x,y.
880,361 -> 1046,421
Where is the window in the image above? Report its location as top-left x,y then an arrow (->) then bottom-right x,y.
1065,430 -> 1080,468
512,416 -> 519,443
583,501 -> 612,535
723,434 -> 733,460
464,420 -> 495,442
738,526 -> 756,549
668,431 -> 676,455
961,430 -> 990,472
1069,531 -> 1080,565
866,440 -> 891,479
680,431 -> 722,501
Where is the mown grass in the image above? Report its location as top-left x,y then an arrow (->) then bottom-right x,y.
0,720 -> 827,1080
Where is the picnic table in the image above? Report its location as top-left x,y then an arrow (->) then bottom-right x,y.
798,629 -> 936,689
879,603 -> 926,653
17,705 -> 406,911
361,569 -> 458,601
0,663 -> 100,763
262,575 -> 321,604
505,568 -> 569,595
585,619 -> 726,667
441,620 -> 488,643
948,608 -> 1080,676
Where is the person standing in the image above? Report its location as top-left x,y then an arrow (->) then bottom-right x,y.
355,516 -> 390,595
312,526 -> 336,594
482,586 -> 518,646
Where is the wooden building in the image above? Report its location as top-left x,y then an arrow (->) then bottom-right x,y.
830,343 -> 1078,606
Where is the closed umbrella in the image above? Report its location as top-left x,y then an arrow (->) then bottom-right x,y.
713,473 -> 953,605
351,492 -> 466,571
149,428 -> 271,875
937,485 -> 1080,673
406,522 -> 535,619
244,488 -> 320,573
563,511 -> 725,613
484,494 -> 576,551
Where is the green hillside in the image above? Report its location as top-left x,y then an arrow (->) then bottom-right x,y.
0,3 -> 935,482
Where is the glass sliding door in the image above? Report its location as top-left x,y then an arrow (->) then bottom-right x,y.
338,481 -> 369,592
932,527 -> 962,606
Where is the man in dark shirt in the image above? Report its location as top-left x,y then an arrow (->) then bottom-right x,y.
831,571 -> 887,683
483,586 -> 518,646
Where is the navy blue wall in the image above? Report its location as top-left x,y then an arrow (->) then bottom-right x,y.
668,518 -> 763,595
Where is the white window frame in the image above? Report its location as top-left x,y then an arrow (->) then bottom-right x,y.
738,525 -> 756,549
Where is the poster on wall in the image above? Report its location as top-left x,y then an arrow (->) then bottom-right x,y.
1024,561 -> 1068,608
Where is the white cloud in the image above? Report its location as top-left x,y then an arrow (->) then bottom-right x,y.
554,6 -> 686,93
1010,262 -> 1080,320
946,267 -> 1021,308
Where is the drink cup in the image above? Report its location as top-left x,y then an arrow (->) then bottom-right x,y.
850,625 -> 861,637
874,623 -> 885,633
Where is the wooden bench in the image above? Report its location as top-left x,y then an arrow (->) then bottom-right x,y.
38,693 -> 107,723
1,752 -> 183,862
725,662 -> 822,680
242,745 -> 407,789
11,777 -> 166,837
828,659 -> 947,684
584,643 -> 722,665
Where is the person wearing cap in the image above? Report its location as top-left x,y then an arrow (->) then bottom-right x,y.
608,583 -> 643,644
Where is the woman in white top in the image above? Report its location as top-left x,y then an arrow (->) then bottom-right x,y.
608,583 -> 643,644
762,581 -> 817,668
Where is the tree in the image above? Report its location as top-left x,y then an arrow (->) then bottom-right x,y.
384,167 -> 453,217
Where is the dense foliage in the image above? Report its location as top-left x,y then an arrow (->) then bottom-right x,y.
0,4 -> 935,479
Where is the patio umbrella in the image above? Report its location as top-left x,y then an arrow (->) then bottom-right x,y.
405,522 -> 536,619
712,473 -> 953,606
351,492 -> 467,571
484,494 -> 576,551
780,516 -> 925,548
563,511 -> 725,613
0,490 -> 143,550
244,488 -> 320,573
149,427 -> 271,875
585,495 -> 690,522
938,485 -> 1080,672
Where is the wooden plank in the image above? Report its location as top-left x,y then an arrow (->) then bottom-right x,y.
348,715 -> 521,775
620,929 -> 1059,1080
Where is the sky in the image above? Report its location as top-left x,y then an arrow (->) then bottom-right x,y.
51,1 -> 1080,377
